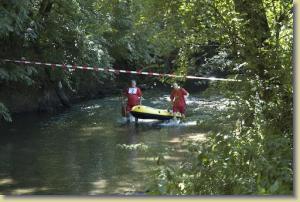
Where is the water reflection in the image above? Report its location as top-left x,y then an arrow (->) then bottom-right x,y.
0,91 -> 229,195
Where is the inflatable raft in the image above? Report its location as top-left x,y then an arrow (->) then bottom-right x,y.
130,105 -> 182,120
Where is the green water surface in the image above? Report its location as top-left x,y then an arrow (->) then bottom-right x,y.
0,91 -> 227,195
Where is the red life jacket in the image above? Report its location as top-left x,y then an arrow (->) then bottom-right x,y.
125,87 -> 142,106
170,88 -> 188,107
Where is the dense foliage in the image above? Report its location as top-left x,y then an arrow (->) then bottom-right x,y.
0,0 -> 293,195
141,0 -> 293,195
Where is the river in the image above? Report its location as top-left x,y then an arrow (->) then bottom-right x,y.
0,90 -> 228,195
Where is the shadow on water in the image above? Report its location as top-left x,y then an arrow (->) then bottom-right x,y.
0,91 -> 229,195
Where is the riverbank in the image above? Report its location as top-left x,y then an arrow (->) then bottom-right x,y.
0,79 -> 117,114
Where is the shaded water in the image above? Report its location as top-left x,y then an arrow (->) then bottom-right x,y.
0,91 -> 228,195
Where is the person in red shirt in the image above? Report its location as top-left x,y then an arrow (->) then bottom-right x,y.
124,80 -> 142,114
170,83 -> 189,117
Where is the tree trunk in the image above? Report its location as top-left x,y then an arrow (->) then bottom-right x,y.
233,0 -> 270,47
55,81 -> 71,108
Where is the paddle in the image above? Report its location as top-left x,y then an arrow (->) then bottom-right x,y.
166,101 -> 173,113
166,101 -> 178,121
139,96 -> 143,105
120,90 -> 127,117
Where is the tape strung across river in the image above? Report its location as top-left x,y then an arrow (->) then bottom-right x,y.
2,59 -> 241,82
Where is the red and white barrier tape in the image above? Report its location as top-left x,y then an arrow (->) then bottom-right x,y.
2,59 -> 241,82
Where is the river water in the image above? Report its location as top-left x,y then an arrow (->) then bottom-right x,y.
0,91 -> 228,195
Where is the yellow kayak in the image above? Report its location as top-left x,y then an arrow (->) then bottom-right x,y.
130,105 -> 182,120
